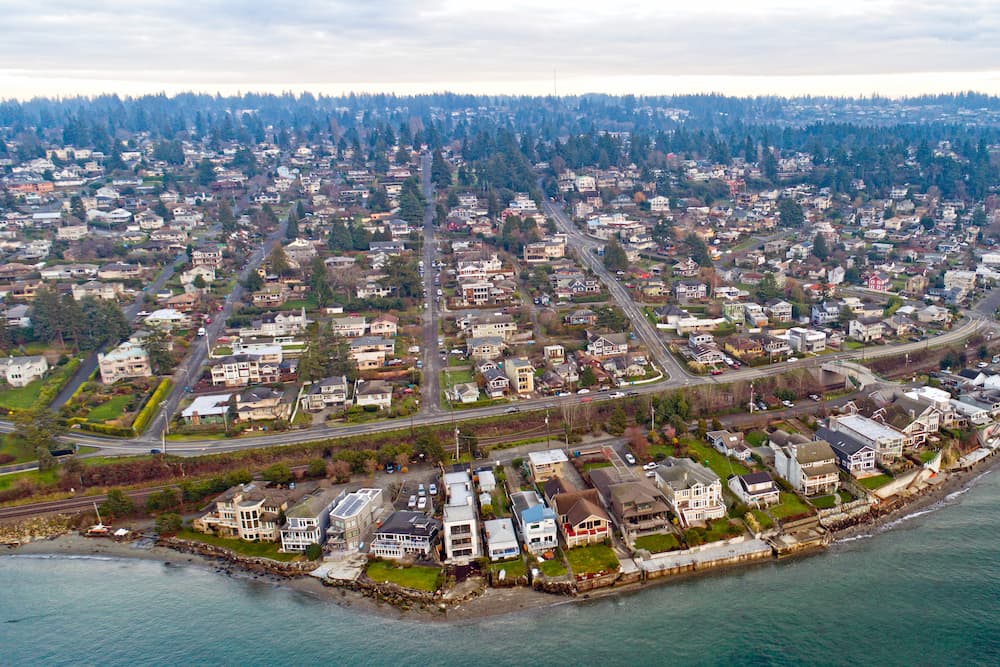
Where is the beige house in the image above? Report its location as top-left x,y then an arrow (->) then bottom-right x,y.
235,386 -> 294,422
773,440 -> 840,496
194,482 -> 300,542
504,357 -> 534,394
98,341 -> 152,384
654,457 -> 727,527
527,449 -> 568,483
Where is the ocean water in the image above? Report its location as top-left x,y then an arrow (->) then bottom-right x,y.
3,472 -> 1000,667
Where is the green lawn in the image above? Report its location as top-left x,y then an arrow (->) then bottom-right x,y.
0,467 -> 59,491
684,438 -> 751,479
838,489 -> 854,503
582,461 -> 612,473
634,532 -> 682,553
917,450 -> 939,464
537,555 -> 568,577
745,431 -> 768,447
176,529 -> 299,561
86,394 -> 132,423
565,543 -> 619,575
0,361 -> 79,411
859,474 -> 893,490
844,340 -> 865,350
771,492 -> 813,519
0,378 -> 46,410
487,558 -> 526,579
686,519 -> 744,545
442,369 -> 474,386
809,494 -> 838,509
0,435 -> 40,464
751,509 -> 774,531
366,560 -> 441,592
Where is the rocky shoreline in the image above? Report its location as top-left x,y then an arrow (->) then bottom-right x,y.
4,451 -> 997,624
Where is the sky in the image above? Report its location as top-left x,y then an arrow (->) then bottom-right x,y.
2,0 -> 1000,99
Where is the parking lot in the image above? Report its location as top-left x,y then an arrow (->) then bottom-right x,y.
392,473 -> 441,514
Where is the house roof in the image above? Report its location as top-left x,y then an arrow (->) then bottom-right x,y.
655,457 -> 720,490
793,440 -> 837,465
814,426 -> 872,457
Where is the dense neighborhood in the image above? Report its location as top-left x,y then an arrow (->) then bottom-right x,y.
3,92 -> 1000,605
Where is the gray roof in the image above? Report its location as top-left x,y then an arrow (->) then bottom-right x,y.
655,457 -> 720,490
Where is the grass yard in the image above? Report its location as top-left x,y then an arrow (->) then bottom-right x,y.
771,492 -> 814,519
487,558 -> 526,579
536,554 -> 568,577
565,543 -> 619,575
859,474 -> 893,490
176,530 -> 299,561
0,435 -> 40,464
0,378 -> 46,410
809,494 -> 838,509
745,431 -> 768,447
917,450 -> 939,464
442,369 -> 474,386
751,509 -> 774,531
366,560 -> 441,592
684,438 -> 751,479
633,532 -> 682,553
85,394 -> 132,422
838,489 -> 854,503
0,360 -> 80,411
582,461 -> 612,473
0,467 -> 60,491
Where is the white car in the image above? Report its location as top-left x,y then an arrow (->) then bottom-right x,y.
645,469 -> 657,478
624,453 -> 636,465
407,495 -> 417,510
577,388 -> 590,394
787,357 -> 799,362
417,497 -> 427,511
429,483 -> 438,496
642,462 -> 658,471
782,400 -> 795,408
609,391 -> 626,399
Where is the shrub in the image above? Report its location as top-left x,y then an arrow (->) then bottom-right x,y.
305,543 -> 323,560
155,512 -> 183,534
131,379 -> 172,435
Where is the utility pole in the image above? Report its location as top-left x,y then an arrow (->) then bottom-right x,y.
545,411 -> 550,448
454,427 -> 460,462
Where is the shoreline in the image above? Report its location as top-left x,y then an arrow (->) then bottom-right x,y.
5,452 -> 998,624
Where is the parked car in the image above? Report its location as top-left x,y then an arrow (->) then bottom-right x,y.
645,469 -> 657,478
418,483 -> 426,497
609,391 -> 625,399
504,407 -> 520,414
417,497 -> 427,511
782,400 -> 795,408
429,483 -> 438,496
577,388 -> 590,394
642,462 -> 658,471
407,495 -> 417,509
809,394 -> 822,401
624,453 -> 636,465
711,368 -> 723,375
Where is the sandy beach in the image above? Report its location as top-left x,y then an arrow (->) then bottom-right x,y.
6,452 -> 997,624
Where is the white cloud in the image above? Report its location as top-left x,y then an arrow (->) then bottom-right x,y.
1,0 -> 999,98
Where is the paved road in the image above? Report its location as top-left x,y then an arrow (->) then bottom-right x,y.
418,153 -> 442,415
142,211 -> 291,443
49,252 -> 187,410
542,198 -> 685,380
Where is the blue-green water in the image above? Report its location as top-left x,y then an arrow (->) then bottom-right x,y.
3,471 -> 1000,666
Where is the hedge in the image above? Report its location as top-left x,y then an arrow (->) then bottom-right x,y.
35,357 -> 81,408
131,378 -> 172,436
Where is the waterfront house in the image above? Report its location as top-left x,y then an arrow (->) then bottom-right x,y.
548,485 -> 610,548
280,487 -> 342,553
773,440 -> 840,495
509,492 -> 558,554
654,457 -> 727,527
301,375 -> 349,411
483,518 -> 521,561
326,488 -> 383,550
370,510 -> 440,560
194,482 -> 300,543
442,470 -> 482,563
727,472 -> 781,508
814,426 -> 877,476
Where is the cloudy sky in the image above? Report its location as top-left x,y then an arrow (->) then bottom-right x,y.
2,0 -> 1000,99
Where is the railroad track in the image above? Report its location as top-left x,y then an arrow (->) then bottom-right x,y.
0,485 -> 175,521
